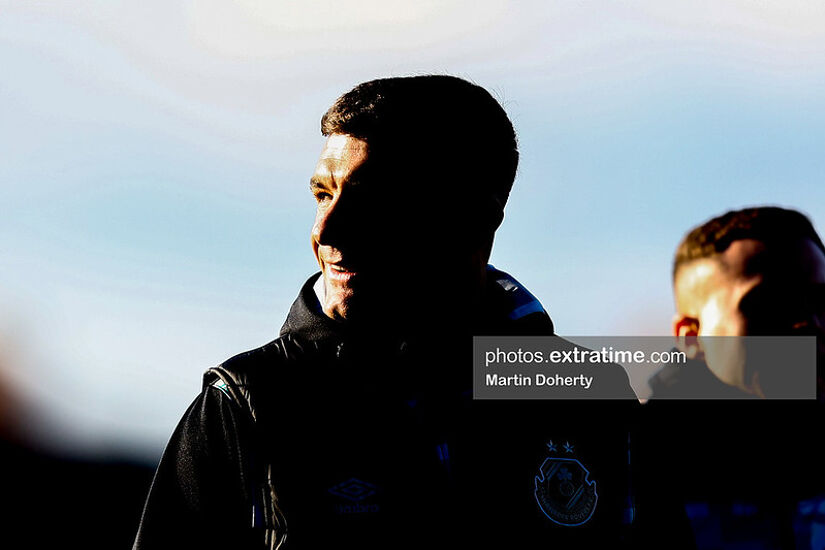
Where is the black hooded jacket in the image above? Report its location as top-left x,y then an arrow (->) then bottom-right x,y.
646,358 -> 825,516
133,267 -> 687,549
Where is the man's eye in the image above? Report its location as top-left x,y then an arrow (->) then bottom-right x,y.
314,192 -> 332,202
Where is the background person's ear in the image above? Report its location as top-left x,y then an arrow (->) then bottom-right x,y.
673,315 -> 702,359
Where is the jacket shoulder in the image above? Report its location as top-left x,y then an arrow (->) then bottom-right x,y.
202,333 -> 319,422
486,265 -> 555,335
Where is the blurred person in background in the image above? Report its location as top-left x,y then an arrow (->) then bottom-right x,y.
645,206 -> 825,549
0,339 -> 153,549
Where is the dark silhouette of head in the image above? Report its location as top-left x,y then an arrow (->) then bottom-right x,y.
309,75 -> 519,327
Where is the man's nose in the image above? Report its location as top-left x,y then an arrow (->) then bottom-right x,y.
313,194 -> 362,247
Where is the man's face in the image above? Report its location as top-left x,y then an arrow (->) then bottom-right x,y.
309,133 -> 487,324
674,237 -> 825,394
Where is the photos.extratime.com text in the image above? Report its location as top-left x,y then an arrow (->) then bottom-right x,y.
484,346 -> 686,368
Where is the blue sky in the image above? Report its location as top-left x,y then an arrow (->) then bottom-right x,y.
1,1 -> 824,460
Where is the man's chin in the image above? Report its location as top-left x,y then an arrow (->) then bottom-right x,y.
319,277 -> 438,328
322,292 -> 373,324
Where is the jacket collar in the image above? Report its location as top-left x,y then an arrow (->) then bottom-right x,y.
279,266 -> 554,352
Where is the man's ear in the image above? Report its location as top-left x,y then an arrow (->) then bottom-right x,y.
673,314 -> 701,359
486,205 -> 505,233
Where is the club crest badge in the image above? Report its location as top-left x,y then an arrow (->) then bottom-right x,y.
534,441 -> 598,526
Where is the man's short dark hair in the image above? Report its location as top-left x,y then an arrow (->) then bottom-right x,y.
321,75 -> 518,224
673,206 -> 825,280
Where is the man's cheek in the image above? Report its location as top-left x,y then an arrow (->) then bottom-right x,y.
310,231 -> 322,263
704,339 -> 748,389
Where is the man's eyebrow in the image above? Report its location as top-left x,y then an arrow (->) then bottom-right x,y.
309,178 -> 331,191
310,173 -> 369,192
